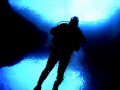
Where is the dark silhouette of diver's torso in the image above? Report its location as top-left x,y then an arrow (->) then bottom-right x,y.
50,23 -> 86,58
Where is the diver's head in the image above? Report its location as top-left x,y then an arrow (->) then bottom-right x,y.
69,16 -> 79,27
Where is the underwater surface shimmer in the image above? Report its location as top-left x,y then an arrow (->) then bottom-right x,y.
9,0 -> 120,25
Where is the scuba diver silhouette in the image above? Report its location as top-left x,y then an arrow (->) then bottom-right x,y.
34,16 -> 86,90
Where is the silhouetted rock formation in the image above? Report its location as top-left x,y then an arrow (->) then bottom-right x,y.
0,0 -> 48,67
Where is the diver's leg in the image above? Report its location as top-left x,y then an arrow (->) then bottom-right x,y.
52,55 -> 71,90
34,52 -> 59,90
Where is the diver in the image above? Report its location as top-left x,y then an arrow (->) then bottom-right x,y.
34,16 -> 86,90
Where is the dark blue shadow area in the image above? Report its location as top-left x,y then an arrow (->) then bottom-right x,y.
81,8 -> 120,90
0,0 -> 49,67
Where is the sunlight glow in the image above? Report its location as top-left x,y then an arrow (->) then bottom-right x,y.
8,0 -> 120,24
0,57 -> 85,90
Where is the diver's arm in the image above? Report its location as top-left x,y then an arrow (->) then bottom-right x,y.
77,27 -> 86,44
50,23 -> 66,35
50,27 -> 60,35
50,23 -> 67,35
79,31 -> 86,44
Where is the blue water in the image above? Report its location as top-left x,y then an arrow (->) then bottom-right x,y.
0,0 -> 120,90
9,0 -> 120,25
0,51 -> 87,90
